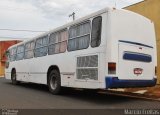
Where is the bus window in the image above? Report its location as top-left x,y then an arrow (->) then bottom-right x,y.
4,50 -> 10,61
10,47 -> 17,62
24,41 -> 35,59
91,16 -> 102,47
68,21 -> 90,51
35,36 -> 48,57
48,29 -> 67,55
16,45 -> 24,60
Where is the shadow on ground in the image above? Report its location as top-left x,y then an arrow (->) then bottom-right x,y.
5,81 -> 135,105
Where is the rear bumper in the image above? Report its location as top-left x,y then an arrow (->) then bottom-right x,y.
105,77 -> 157,88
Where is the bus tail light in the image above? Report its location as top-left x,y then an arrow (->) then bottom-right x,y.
108,62 -> 116,74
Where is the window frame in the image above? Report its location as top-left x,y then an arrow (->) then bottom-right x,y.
67,20 -> 91,52
48,29 -> 68,55
9,47 -> 17,62
16,44 -> 25,61
34,35 -> 49,57
24,40 -> 35,59
91,16 -> 102,48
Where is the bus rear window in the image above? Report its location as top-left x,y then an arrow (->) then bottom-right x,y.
123,52 -> 152,62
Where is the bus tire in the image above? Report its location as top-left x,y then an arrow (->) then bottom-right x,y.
48,70 -> 61,95
11,69 -> 19,85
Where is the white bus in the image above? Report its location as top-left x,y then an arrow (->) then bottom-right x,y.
5,7 -> 157,94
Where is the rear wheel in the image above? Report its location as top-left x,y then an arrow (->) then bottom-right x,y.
11,69 -> 19,85
48,70 -> 61,95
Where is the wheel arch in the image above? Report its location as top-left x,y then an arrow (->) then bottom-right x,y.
11,68 -> 16,75
47,65 -> 60,84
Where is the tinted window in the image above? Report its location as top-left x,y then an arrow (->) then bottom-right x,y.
68,21 -> 90,51
24,41 -> 35,59
91,16 -> 102,47
16,45 -> 24,60
48,29 -> 67,55
35,36 -> 48,57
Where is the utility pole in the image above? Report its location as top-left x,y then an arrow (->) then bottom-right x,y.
115,0 -> 118,8
69,12 -> 75,21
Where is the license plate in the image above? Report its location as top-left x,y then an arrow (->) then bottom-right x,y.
134,68 -> 143,76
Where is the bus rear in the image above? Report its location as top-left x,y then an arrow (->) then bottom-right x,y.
106,9 -> 157,88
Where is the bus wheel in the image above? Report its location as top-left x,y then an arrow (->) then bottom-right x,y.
11,70 -> 18,85
48,70 -> 61,95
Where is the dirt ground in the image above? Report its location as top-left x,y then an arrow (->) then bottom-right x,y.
125,85 -> 160,98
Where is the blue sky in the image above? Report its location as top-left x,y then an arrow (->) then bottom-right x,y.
0,0 -> 144,40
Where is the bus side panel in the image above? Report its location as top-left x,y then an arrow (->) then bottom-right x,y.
15,60 -> 29,82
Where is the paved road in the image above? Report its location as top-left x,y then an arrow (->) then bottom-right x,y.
0,77 -> 160,109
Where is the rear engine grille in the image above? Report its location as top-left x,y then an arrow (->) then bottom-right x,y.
76,55 -> 98,80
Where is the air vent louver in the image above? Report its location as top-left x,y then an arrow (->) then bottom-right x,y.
76,55 -> 98,80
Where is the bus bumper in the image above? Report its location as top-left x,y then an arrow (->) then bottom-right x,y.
105,77 -> 157,88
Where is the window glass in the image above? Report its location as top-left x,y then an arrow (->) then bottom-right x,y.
49,33 -> 59,44
60,30 -> 68,41
35,36 -> 48,57
5,50 -> 10,61
69,27 -> 77,38
59,42 -> 67,52
91,16 -> 102,47
48,29 -> 67,55
10,47 -> 17,61
36,39 -> 42,48
68,21 -> 90,51
35,47 -> 48,57
30,42 -> 35,49
24,41 -> 35,59
69,22 -> 90,39
42,36 -> 48,45
16,45 -> 24,60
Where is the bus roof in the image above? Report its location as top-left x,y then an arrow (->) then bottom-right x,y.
8,7 -> 111,49
8,7 -> 151,49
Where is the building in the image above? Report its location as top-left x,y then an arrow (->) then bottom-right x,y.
124,0 -> 160,84
0,40 -> 21,76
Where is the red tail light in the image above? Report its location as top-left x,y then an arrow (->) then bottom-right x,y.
108,62 -> 116,74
